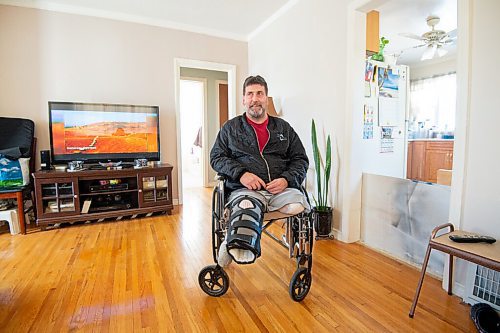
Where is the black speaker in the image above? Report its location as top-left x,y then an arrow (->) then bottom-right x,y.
40,150 -> 51,170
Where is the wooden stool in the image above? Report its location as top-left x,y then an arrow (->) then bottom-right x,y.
409,223 -> 500,317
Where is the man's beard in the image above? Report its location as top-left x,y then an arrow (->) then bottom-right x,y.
246,103 -> 266,120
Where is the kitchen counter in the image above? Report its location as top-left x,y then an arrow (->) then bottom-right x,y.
408,138 -> 454,141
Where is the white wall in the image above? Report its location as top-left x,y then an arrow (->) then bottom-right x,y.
0,5 -> 248,201
461,0 -> 500,238
249,0 -> 499,246
444,0 -> 500,297
248,0 -> 349,236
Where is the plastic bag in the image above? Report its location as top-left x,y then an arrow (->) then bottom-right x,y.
0,156 -> 30,187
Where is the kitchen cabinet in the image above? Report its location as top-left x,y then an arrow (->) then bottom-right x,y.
424,141 -> 453,183
366,10 -> 380,55
407,140 -> 453,183
407,141 -> 426,181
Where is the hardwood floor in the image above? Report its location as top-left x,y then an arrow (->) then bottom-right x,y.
0,187 -> 474,332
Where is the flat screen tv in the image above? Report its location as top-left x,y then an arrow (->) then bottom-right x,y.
48,101 -> 160,164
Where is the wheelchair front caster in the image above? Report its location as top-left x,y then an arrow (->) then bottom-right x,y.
198,265 -> 230,297
289,267 -> 312,302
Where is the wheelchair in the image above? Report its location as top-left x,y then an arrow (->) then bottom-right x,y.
198,177 -> 314,302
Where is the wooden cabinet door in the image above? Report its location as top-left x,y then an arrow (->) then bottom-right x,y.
138,168 -> 172,208
445,151 -> 453,170
35,177 -> 80,218
425,150 -> 449,183
424,141 -> 454,183
407,142 -> 412,179
408,141 -> 426,181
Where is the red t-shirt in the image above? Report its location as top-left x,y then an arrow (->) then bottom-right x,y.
246,116 -> 269,153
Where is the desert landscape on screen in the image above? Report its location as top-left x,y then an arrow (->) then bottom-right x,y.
52,118 -> 158,154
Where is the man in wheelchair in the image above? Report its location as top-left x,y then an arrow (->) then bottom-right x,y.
210,75 -> 309,266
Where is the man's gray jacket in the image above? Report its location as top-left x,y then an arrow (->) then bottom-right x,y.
210,113 -> 309,192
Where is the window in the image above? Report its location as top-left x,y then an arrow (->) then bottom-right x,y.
409,73 -> 456,132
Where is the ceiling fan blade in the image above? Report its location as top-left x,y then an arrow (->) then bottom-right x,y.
447,29 -> 457,39
443,38 -> 456,45
421,45 -> 437,61
399,32 -> 424,40
412,43 -> 427,49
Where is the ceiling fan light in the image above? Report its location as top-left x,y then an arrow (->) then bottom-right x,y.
437,47 -> 448,57
421,45 -> 436,61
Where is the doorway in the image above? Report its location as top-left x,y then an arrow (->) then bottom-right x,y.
340,0 -> 470,242
174,59 -> 236,205
374,0 -> 458,184
180,78 -> 206,189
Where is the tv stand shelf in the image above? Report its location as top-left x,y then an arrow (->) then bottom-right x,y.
33,164 -> 173,229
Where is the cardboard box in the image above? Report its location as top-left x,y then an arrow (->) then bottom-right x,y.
437,169 -> 452,186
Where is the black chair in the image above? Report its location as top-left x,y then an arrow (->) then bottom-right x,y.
0,117 -> 36,234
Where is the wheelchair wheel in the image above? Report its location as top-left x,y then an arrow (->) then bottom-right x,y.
198,265 -> 229,297
289,267 -> 312,302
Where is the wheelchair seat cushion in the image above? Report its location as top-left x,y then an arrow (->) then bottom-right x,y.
228,188 -> 310,213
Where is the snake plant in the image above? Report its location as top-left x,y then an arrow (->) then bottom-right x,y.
311,119 -> 331,211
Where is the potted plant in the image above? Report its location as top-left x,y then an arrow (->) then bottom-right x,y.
371,36 -> 389,62
311,119 -> 333,238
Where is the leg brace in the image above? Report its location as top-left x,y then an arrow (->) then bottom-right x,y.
225,195 -> 265,264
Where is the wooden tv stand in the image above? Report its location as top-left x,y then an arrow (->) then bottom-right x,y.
33,164 -> 173,229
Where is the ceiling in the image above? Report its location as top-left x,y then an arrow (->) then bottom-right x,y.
377,0 -> 457,66
1,0 -> 457,65
0,0 -> 292,41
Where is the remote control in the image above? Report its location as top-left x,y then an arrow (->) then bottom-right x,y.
449,234 -> 496,244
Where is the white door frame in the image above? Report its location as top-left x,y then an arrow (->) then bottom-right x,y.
341,0 -> 471,242
210,79 -> 230,188
174,59 -> 236,204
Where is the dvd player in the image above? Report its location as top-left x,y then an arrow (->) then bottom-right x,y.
89,183 -> 129,192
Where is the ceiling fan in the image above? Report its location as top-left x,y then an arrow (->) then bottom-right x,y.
400,15 -> 457,61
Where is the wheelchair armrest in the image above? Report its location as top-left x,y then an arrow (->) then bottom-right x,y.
214,175 -> 226,199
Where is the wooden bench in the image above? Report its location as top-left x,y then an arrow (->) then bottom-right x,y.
409,223 -> 500,317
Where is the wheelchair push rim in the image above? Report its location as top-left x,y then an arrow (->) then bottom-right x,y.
198,265 -> 230,297
211,187 -> 225,263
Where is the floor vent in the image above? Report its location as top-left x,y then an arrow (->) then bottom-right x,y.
465,264 -> 500,311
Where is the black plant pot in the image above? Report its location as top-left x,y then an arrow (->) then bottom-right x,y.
312,207 -> 333,237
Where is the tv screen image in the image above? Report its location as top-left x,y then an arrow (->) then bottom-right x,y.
49,102 -> 160,164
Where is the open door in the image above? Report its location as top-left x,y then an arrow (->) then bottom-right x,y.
218,82 -> 228,128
